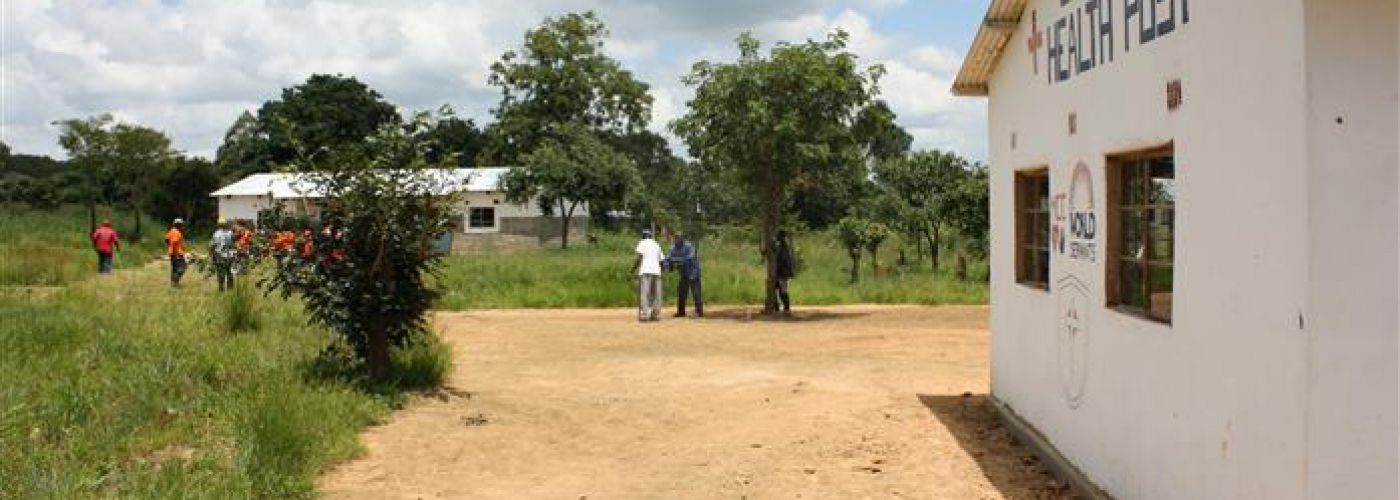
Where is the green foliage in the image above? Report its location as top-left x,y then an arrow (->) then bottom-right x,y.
0,206 -> 165,285
835,216 -> 890,282
502,123 -> 642,248
253,112 -> 459,382
53,114 -> 180,239
671,30 -> 885,312
434,229 -> 987,309
484,11 -> 653,165
217,74 -> 402,178
148,156 -> 222,233
0,265 -> 401,498
421,106 -> 488,167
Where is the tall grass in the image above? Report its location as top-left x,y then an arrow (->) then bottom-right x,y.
0,260 -> 450,498
435,228 -> 989,309
0,205 -> 167,286
223,281 -> 262,333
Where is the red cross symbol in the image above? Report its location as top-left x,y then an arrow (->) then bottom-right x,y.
1028,10 -> 1043,75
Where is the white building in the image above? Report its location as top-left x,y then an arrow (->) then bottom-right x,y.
210,167 -> 588,249
953,1 -> 1397,498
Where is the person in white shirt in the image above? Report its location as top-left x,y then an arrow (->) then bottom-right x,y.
631,228 -> 665,322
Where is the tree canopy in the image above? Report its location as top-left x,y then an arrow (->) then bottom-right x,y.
216,74 -> 401,178
501,123 -> 641,249
484,11 -> 653,165
672,30 -> 884,313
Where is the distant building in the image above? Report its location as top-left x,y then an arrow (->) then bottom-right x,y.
954,1 -> 1396,498
210,167 -> 589,250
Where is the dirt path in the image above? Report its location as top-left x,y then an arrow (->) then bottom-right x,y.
319,306 -> 1070,499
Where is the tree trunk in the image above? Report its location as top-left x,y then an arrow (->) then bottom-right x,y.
914,233 -> 924,262
560,201 -> 577,250
849,253 -> 861,283
870,248 -> 878,275
366,327 -> 390,383
926,226 -> 940,272
88,200 -> 97,234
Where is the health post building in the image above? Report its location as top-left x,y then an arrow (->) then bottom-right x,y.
953,1 -> 1398,498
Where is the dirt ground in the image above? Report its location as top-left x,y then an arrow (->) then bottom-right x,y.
319,306 -> 1071,500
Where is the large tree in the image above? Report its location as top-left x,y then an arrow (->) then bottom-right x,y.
217,74 -> 401,176
55,114 -> 118,232
420,106 -> 488,167
110,123 -> 176,240
501,124 -> 641,249
483,11 -> 652,165
672,31 -> 884,313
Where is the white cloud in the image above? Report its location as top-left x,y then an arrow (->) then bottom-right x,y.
0,0 -> 985,161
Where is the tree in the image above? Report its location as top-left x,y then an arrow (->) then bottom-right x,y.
111,124 -> 176,240
216,74 -> 401,176
150,156 -> 221,230
872,150 -> 967,270
943,163 -> 990,272
420,106 -> 487,167
672,31 -> 883,313
257,112 -> 458,382
863,220 -> 891,274
484,11 -> 652,165
214,111 -> 273,180
55,114 -> 118,232
837,216 -> 871,283
501,124 -> 641,249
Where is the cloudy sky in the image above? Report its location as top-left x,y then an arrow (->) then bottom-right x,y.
1,0 -> 989,161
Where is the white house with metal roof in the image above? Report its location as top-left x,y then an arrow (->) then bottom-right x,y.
954,1 -> 1396,498
210,167 -> 588,248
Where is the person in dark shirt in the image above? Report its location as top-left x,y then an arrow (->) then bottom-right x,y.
667,232 -> 703,318
774,229 -> 796,314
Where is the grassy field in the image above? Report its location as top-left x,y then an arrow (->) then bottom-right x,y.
0,206 -> 169,286
0,249 -> 449,498
436,228 -> 988,309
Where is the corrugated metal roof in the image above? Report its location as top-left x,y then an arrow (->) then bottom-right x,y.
210,167 -> 512,199
951,0 -> 1029,97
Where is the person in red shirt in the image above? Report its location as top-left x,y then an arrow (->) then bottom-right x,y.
165,218 -> 187,287
90,220 -> 120,274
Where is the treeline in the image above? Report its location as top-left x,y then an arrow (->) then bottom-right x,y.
0,10 -> 987,289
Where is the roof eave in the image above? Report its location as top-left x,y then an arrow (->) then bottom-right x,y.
950,0 -> 1029,98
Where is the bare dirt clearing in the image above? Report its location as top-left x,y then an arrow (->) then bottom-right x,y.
320,306 -> 1070,499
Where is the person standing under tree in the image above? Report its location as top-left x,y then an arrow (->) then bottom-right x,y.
210,218 -> 236,291
774,229 -> 797,315
668,231 -> 703,318
165,218 -> 188,287
631,228 -> 665,322
91,220 -> 120,274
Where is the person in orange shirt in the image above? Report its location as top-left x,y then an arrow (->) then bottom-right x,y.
165,218 -> 187,287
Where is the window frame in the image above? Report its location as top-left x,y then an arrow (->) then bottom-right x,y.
1014,167 -> 1052,291
467,206 -> 497,231
1105,143 -> 1175,325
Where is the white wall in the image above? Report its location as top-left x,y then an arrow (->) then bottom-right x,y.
457,192 -> 588,233
987,1 -> 1320,498
1302,1 -> 1399,498
216,195 -> 275,222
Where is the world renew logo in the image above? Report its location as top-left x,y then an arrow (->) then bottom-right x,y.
1052,161 -> 1098,263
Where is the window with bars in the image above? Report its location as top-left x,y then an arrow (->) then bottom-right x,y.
468,207 -> 496,229
1015,168 -> 1051,290
1107,146 -> 1175,323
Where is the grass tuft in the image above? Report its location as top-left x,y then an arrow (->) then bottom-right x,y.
223,281 -> 262,333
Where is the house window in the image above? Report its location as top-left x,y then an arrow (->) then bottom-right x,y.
1107,146 -> 1175,323
1015,168 -> 1051,289
468,207 -> 496,229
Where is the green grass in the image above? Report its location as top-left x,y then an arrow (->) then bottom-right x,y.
436,228 -> 988,309
0,205 -> 168,286
0,257 -> 449,498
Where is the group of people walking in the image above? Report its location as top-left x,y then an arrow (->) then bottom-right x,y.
630,228 -> 796,322
90,217 -> 249,291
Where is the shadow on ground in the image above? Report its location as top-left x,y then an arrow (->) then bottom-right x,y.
918,394 -> 1075,499
700,307 -> 873,323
